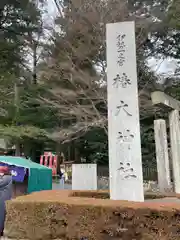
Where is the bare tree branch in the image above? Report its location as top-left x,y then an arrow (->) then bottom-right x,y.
37,0 -> 160,141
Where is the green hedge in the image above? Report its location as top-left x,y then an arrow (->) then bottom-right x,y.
4,190 -> 180,240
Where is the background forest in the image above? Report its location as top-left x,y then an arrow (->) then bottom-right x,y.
0,0 -> 180,172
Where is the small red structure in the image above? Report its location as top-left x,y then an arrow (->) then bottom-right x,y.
40,152 -> 57,176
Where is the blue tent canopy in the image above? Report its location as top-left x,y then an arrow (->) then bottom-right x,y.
0,156 -> 52,193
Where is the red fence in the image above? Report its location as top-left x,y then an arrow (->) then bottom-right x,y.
40,152 -> 57,176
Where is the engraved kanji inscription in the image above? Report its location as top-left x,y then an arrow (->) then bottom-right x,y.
116,100 -> 132,116
116,34 -> 126,66
117,129 -> 134,142
117,162 -> 137,179
113,73 -> 131,88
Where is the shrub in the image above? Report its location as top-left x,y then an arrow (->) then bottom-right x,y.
4,190 -> 180,240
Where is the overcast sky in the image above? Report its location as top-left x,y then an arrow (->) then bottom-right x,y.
47,0 -> 56,13
149,58 -> 178,76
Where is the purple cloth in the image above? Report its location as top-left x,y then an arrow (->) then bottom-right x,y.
0,175 -> 12,234
0,163 -> 26,182
10,166 -> 26,182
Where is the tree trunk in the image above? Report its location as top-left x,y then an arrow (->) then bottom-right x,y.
32,42 -> 37,84
15,141 -> 21,156
14,82 -> 21,156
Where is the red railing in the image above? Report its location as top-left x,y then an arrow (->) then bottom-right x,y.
40,152 -> 57,176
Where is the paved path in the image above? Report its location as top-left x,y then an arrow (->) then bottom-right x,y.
52,182 -> 71,190
145,197 -> 180,203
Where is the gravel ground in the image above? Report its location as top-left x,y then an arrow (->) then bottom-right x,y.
52,178 -> 163,192
145,197 -> 180,203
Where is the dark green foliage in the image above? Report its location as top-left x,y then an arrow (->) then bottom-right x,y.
0,0 -> 41,74
75,128 -> 108,165
1,0 -> 180,165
